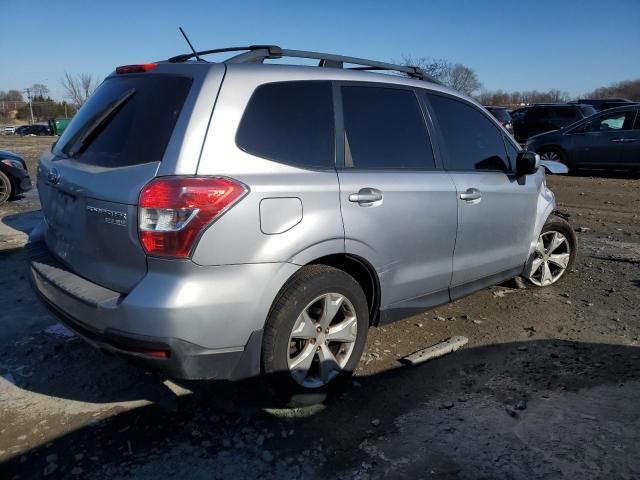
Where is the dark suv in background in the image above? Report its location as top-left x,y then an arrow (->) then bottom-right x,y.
15,124 -> 52,136
575,98 -> 637,112
484,106 -> 513,134
512,103 -> 597,143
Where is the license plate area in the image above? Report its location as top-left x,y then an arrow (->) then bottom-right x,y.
44,186 -> 85,241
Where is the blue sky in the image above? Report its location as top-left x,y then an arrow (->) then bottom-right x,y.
2,0 -> 639,101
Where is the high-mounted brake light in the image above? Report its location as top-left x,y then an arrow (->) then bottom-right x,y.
138,177 -> 248,258
116,63 -> 158,74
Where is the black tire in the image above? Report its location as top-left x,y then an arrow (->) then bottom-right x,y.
262,265 -> 369,406
538,146 -> 567,165
524,216 -> 577,288
0,171 -> 12,205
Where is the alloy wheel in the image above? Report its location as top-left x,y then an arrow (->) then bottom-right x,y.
540,150 -> 561,161
527,231 -> 571,286
287,292 -> 358,389
0,175 -> 10,204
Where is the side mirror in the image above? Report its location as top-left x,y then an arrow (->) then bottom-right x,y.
516,150 -> 540,177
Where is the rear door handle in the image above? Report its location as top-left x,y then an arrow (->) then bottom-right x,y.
349,188 -> 383,205
611,138 -> 625,143
460,188 -> 482,202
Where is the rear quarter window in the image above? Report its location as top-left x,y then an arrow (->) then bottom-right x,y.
55,74 -> 192,167
235,81 -> 334,169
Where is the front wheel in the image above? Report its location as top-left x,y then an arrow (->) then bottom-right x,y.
262,265 -> 369,406
0,171 -> 12,205
524,217 -> 577,287
538,147 -> 566,164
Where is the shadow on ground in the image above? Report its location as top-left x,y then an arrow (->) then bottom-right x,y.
569,169 -> 640,180
1,339 -> 639,479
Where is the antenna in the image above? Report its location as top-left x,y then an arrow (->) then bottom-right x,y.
178,27 -> 202,61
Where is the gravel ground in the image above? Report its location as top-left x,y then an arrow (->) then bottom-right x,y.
0,136 -> 639,479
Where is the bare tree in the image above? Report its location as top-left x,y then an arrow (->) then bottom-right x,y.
401,55 -> 451,82
61,72 -> 99,107
444,64 -> 482,95
0,89 -> 24,102
583,78 -> 640,101
400,56 -> 481,95
31,83 -> 50,99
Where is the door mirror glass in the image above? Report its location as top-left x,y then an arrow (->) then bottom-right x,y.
516,150 -> 540,177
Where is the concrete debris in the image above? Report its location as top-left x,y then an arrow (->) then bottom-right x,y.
44,323 -> 76,339
401,336 -> 468,366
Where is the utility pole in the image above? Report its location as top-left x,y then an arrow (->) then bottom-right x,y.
24,88 -> 35,124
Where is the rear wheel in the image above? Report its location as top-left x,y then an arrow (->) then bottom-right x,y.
262,265 -> 369,406
0,171 -> 12,205
525,217 -> 576,287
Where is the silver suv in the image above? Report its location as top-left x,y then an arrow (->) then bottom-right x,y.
29,46 -> 576,402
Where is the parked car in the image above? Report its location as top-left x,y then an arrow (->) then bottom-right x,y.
15,124 -> 51,136
2,126 -> 16,135
512,103 -> 597,143
574,98 -> 637,112
28,46 -> 575,403
0,150 -> 32,204
484,106 -> 513,134
526,104 -> 640,171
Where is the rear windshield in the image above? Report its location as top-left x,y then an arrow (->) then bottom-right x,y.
487,108 -> 511,122
54,74 -> 192,167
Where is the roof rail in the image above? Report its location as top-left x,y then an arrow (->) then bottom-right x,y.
168,45 -> 282,63
168,45 -> 439,84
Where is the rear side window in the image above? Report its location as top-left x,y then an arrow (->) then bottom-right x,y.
429,94 -> 510,172
341,86 -> 435,169
55,74 -> 192,167
527,107 -> 551,120
552,107 -> 580,119
236,82 -> 334,169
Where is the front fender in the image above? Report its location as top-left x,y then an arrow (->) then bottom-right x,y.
526,171 -> 556,262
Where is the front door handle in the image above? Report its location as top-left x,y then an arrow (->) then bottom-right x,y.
460,188 -> 482,202
349,188 -> 383,205
611,138 -> 625,143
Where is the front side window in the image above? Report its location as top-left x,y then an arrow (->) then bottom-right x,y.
341,86 -> 435,169
585,110 -> 635,132
236,81 -> 334,169
429,94 -> 510,172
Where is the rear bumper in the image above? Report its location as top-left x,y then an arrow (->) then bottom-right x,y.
28,237 -> 298,380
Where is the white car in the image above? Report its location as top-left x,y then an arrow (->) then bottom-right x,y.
2,126 -> 16,135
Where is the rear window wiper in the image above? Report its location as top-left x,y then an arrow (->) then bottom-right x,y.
65,88 -> 136,157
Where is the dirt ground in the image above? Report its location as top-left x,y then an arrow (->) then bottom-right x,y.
0,136 -> 639,479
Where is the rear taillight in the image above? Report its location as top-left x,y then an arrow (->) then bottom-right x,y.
138,177 -> 248,258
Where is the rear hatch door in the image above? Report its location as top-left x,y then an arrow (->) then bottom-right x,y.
38,67 -> 205,293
